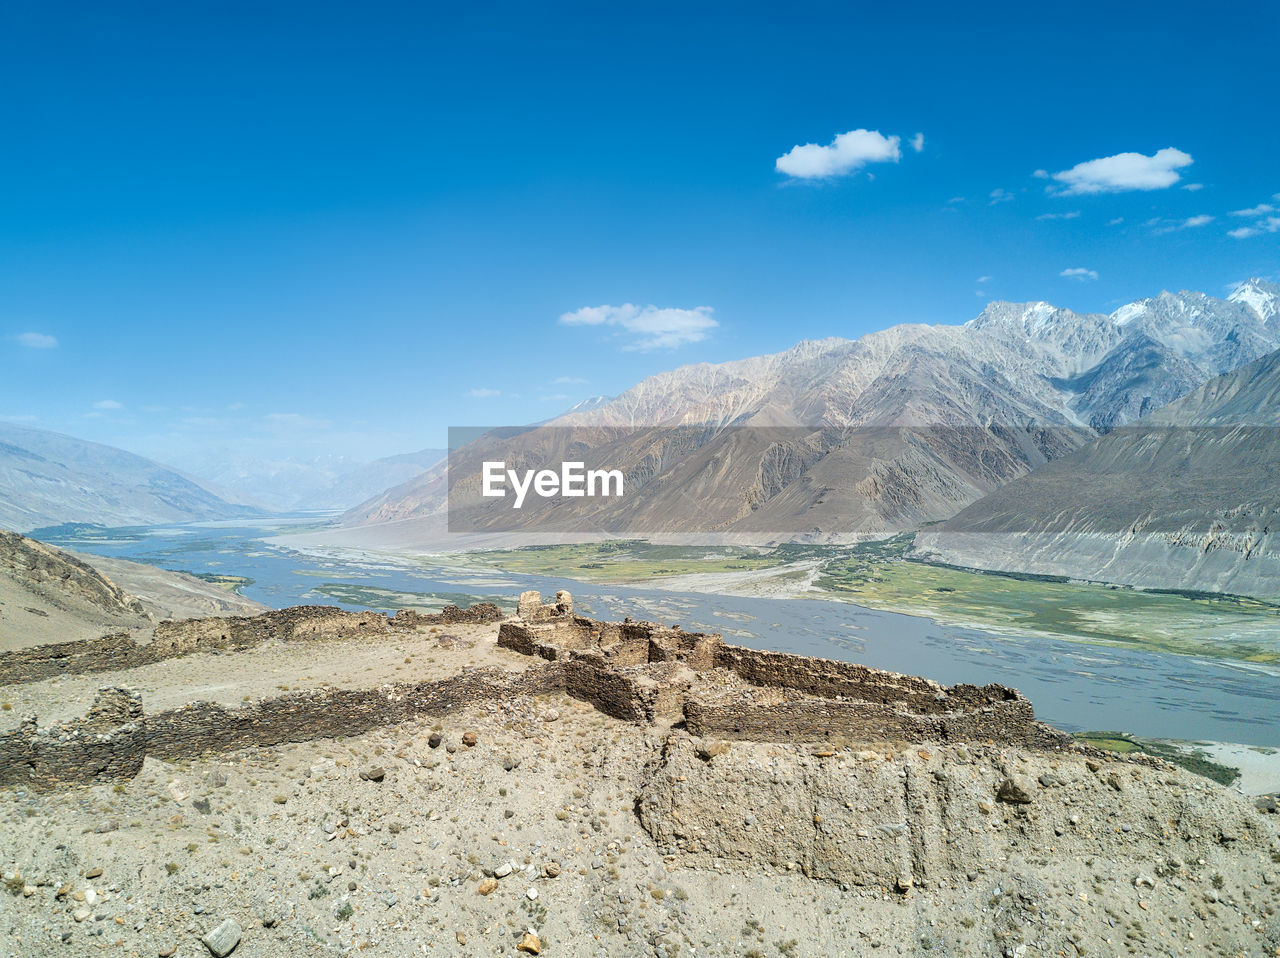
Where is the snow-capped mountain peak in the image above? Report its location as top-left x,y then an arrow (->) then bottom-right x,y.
1229,277 -> 1280,325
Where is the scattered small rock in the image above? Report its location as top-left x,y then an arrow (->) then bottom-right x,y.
200,918 -> 242,957
462,731 -> 478,747
517,931 -> 542,954
696,740 -> 731,761
359,766 -> 386,782
477,878 -> 498,896
427,732 -> 443,749
996,777 -> 1034,804
85,867 -> 103,879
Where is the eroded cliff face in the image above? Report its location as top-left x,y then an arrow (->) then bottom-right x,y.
639,737 -> 1267,892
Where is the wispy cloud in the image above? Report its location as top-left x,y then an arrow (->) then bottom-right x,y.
976,276 -> 992,284
552,376 -> 588,385
1181,182 -> 1204,191
1149,214 -> 1213,235
92,399 -> 123,410
775,128 -> 902,180
15,332 -> 58,349
909,132 -> 925,153
1036,211 -> 1081,221
1060,267 -> 1099,282
539,394 -> 571,402
1232,203 -> 1276,217
559,304 -> 718,350
1228,217 -> 1280,239
1227,198 -> 1280,238
467,388 -> 501,398
989,188 -> 1014,204
1046,148 -> 1193,195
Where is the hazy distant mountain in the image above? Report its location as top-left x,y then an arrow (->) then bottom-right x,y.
341,279 -> 1280,543
914,346 -> 1280,598
0,422 -> 260,532
178,447 -> 446,511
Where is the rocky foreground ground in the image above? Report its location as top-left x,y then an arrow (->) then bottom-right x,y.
1,617 -> 1279,957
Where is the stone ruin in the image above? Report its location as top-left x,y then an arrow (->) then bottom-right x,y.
0,592 -> 1068,790
497,592 -> 1067,749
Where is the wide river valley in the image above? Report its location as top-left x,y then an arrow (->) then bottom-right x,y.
49,519 -> 1280,748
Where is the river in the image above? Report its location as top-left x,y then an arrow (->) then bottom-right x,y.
47,518 -> 1280,747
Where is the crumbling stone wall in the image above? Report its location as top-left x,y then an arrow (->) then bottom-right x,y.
0,602 -> 504,686
1,665 -> 564,789
0,592 -> 1070,790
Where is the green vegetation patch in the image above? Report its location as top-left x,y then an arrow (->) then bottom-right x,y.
464,540 -> 790,582
1075,732 -> 1240,787
185,571 -> 255,595
816,550 -> 1280,663
312,583 -> 512,614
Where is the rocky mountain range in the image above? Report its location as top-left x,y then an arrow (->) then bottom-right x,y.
342,278 -> 1280,544
0,422 -> 260,533
913,345 -> 1280,598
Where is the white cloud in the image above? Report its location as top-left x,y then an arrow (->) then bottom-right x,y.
559,303 -> 718,350
775,129 -> 901,180
1047,148 -> 1193,195
1036,211 -> 1081,221
1032,169 -> 1049,180
1150,214 -> 1213,235
552,376 -> 589,385
910,132 -> 925,153
93,399 -> 123,410
1228,216 -> 1280,239
1108,217 -> 1125,225
989,188 -> 1014,204
539,394 -> 571,402
1060,267 -> 1099,282
15,332 -> 57,349
1232,203 -> 1276,217
1182,182 -> 1204,191
946,196 -> 965,205
467,388 -> 501,398
976,275 -> 992,283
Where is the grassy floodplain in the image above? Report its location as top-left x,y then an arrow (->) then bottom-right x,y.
461,537 -> 1280,664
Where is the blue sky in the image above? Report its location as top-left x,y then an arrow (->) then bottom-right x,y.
2,1 -> 1278,465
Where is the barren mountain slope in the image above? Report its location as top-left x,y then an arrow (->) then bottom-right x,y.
0,422 -> 259,532
914,347 -> 1280,598
0,530 -> 267,650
